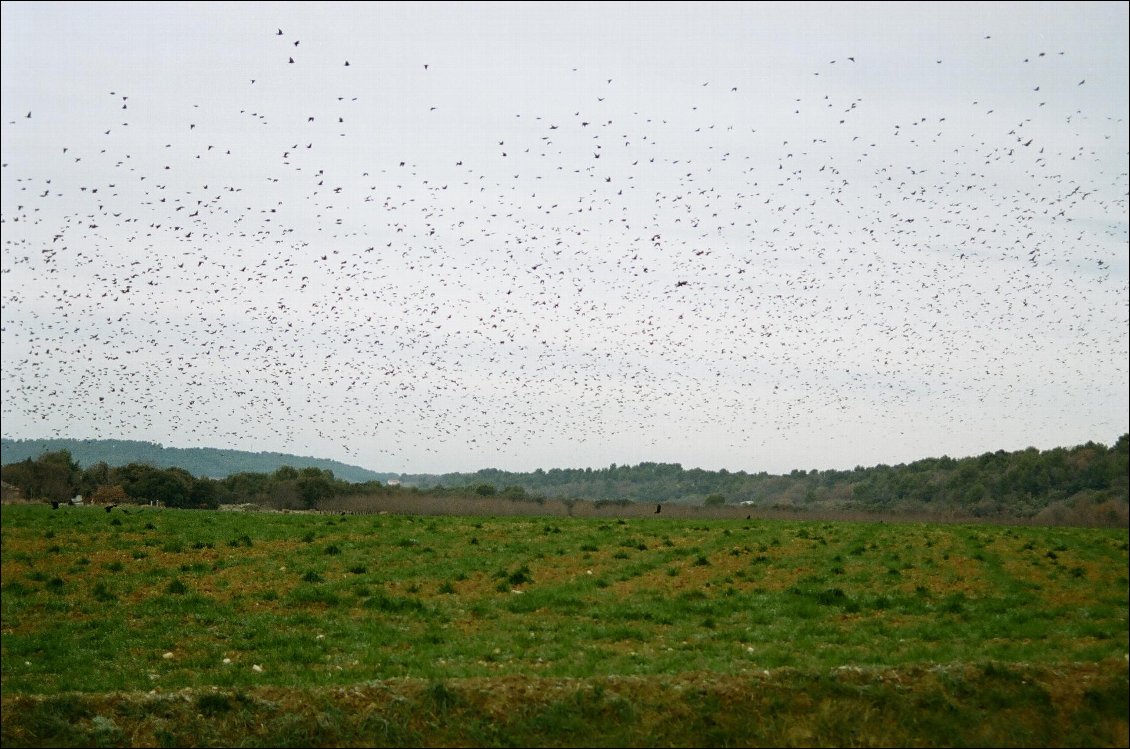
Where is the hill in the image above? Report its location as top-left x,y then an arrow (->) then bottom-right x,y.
400,435 -> 1129,524
0,438 -> 394,484
3,435 -> 1127,525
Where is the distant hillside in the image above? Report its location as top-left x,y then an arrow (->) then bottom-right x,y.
399,435 -> 1129,524
0,438 -> 395,484
3,435 -> 1127,525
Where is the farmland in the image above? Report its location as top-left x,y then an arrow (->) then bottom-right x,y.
2,503 -> 1127,746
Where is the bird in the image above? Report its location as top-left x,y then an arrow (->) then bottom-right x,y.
0,8 -> 1122,506
655,504 -> 661,514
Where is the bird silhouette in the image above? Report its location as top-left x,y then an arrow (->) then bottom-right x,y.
0,9 -> 1121,484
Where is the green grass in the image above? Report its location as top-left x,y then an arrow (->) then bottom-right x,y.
1,504 -> 1127,746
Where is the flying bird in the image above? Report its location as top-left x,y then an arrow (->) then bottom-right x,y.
0,8 -> 1122,499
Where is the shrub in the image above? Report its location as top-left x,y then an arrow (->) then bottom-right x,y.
91,582 -> 116,602
363,592 -> 425,614
507,565 -> 533,586
195,693 -> 232,716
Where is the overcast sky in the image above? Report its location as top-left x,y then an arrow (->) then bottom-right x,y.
2,1 -> 1127,475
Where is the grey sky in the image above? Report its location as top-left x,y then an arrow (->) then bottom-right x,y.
2,1 -> 1127,475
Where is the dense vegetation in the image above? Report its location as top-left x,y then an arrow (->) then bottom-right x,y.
0,438 -> 392,484
410,436 -> 1130,525
0,452 -> 387,511
2,435 -> 1127,525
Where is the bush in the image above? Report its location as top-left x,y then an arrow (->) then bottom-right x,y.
507,565 -> 533,586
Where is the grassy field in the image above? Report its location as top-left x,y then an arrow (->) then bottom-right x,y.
2,502 -> 1127,746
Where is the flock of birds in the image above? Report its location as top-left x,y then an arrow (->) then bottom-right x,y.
1,19 -> 1126,473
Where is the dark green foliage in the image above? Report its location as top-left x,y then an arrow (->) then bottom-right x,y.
0,437 -> 392,483
507,565 -> 533,586
91,581 -> 116,602
393,436 -> 1129,523
5,436 -> 1125,523
194,693 -> 232,716
362,591 -> 426,614
0,449 -> 80,502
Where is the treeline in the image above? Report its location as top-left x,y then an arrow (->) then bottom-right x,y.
0,438 -> 392,483
0,452 -> 519,511
401,435 -> 1129,523
2,436 -> 1126,526
0,452 -> 375,510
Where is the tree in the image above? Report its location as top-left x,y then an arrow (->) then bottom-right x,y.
297,474 -> 333,508
127,469 -> 191,508
0,450 -> 80,502
90,484 -> 129,505
274,465 -> 299,481
189,479 -> 220,509
80,461 -> 112,496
